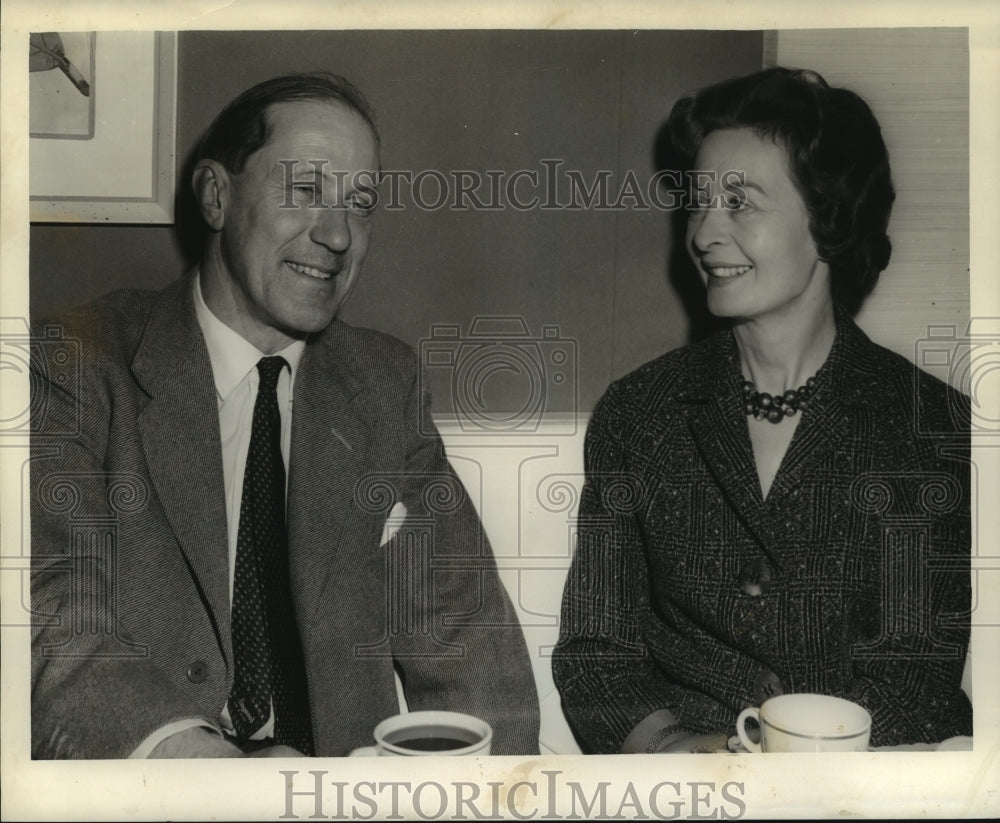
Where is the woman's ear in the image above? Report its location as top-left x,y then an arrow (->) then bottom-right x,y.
192,159 -> 229,232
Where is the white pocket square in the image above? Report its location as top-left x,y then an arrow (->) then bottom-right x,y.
379,501 -> 408,547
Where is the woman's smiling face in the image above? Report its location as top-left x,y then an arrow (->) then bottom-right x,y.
686,127 -> 831,323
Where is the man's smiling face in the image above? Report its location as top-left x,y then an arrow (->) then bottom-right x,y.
202,98 -> 380,353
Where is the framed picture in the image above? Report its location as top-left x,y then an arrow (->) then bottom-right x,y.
28,30 -> 177,224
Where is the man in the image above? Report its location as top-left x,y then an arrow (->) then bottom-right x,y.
30,72 -> 540,758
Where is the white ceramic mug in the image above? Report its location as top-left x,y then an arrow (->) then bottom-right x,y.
349,710 -> 492,757
736,693 -> 871,752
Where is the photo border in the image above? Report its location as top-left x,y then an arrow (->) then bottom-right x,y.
2,2 -> 998,820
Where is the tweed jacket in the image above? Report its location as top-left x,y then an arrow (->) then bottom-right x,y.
30,277 -> 540,759
552,314 -> 972,752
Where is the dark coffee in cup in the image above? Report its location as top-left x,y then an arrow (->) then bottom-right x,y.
351,710 -> 493,757
383,724 -> 483,752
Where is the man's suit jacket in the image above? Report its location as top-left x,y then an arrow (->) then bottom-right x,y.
30,277 -> 540,758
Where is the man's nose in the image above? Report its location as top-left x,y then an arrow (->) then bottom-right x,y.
310,205 -> 352,252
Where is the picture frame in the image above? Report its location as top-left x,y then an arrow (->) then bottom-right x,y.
28,30 -> 177,224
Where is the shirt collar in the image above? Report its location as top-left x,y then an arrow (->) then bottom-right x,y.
193,272 -> 306,401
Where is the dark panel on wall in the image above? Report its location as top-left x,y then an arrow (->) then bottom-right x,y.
29,29 -> 762,413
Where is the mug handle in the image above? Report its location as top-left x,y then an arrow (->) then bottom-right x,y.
348,746 -> 378,757
736,707 -> 762,753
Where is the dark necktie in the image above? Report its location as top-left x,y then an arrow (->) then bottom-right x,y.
230,356 -> 314,754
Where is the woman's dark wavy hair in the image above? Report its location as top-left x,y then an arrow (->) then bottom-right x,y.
196,71 -> 380,173
667,67 -> 895,315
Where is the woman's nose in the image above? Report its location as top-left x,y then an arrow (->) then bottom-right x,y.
688,202 -> 729,253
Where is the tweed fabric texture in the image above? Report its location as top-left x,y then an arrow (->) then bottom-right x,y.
552,314 -> 972,752
30,277 -> 540,758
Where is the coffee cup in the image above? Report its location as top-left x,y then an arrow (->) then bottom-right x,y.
736,693 -> 871,752
349,710 -> 492,757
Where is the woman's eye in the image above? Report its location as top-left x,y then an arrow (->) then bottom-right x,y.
723,191 -> 748,210
689,193 -> 712,210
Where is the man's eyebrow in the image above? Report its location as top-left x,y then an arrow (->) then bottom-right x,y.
272,160 -> 315,182
274,162 -> 326,178
271,160 -> 382,189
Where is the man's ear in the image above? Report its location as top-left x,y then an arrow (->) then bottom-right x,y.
192,159 -> 229,231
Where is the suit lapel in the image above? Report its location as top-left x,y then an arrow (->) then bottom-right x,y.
286,322 -> 373,642
131,279 -> 232,653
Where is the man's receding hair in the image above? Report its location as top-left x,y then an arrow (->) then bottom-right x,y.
196,71 -> 380,173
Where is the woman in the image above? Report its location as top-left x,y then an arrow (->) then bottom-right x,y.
551,67 -> 972,753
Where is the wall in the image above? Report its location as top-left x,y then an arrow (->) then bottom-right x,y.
30,29 -> 763,413
29,29 -> 971,406
767,28 -> 970,371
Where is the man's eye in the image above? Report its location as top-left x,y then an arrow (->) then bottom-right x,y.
348,196 -> 377,215
289,182 -> 319,199
287,183 -> 323,208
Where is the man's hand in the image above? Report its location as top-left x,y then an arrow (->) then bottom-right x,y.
149,727 -> 245,758
658,732 -> 730,754
149,727 -> 308,757
246,745 -> 305,758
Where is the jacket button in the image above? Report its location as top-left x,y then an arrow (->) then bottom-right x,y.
738,558 -> 773,596
186,660 -> 208,683
753,669 -> 784,703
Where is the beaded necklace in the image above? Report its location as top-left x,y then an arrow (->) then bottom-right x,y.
742,376 -> 816,424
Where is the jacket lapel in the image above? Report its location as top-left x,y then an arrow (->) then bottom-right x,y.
765,313 -> 886,507
680,332 -> 784,567
286,321 -> 373,642
680,315 -> 886,573
131,279 -> 232,652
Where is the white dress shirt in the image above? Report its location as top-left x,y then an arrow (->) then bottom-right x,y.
130,274 -> 305,756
